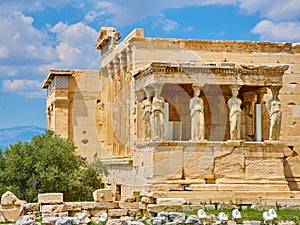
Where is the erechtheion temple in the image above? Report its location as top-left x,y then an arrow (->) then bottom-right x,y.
43,27 -> 300,204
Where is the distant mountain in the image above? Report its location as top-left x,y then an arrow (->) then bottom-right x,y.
0,126 -> 45,150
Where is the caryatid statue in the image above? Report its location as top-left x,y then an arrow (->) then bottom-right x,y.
151,84 -> 165,141
141,87 -> 152,141
228,86 -> 242,140
190,84 -> 205,141
268,87 -> 282,140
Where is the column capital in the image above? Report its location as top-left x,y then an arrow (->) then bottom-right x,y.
230,84 -> 242,92
192,84 -> 202,98
192,83 -> 204,90
151,83 -> 165,97
255,88 -> 267,104
269,85 -> 282,99
144,85 -> 154,98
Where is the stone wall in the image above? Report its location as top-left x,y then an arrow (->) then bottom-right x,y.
0,190 -> 142,223
2,190 -> 300,224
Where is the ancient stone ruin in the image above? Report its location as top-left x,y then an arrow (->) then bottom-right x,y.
0,190 -> 298,225
43,27 -> 300,204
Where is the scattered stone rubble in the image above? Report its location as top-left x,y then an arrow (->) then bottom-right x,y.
0,191 -> 27,222
0,190 -> 298,224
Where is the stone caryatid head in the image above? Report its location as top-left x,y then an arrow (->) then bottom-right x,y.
230,85 -> 241,98
192,84 -> 201,98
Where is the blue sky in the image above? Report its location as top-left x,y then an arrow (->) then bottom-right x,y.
0,0 -> 300,129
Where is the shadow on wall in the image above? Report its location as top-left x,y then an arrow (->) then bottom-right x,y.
284,146 -> 300,191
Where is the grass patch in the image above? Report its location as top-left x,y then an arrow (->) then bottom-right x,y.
182,207 -> 300,224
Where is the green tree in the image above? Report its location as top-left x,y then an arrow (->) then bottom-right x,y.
0,149 -> 7,195
0,130 -> 103,202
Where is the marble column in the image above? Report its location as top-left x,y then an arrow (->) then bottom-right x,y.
151,83 -> 165,141
228,85 -> 242,140
107,61 -> 115,77
242,92 -> 256,141
142,86 -> 153,141
119,51 -> 127,69
255,89 -> 265,142
113,57 -> 121,92
268,86 -> 282,141
119,51 -> 129,153
126,47 -> 132,78
190,84 -> 205,141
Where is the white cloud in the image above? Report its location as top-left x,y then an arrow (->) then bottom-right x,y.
0,10 -> 53,88
0,66 -> 18,77
2,79 -> 45,98
45,22 -> 100,69
50,22 -> 98,48
86,0 -> 300,41
162,19 -> 179,32
85,10 -> 100,23
0,9 -> 100,98
88,0 -> 238,26
252,20 -> 300,42
152,15 -> 179,32
2,79 -> 38,92
0,11 -> 56,61
184,26 -> 194,32
238,0 -> 300,41
0,0 -> 78,14
238,0 -> 300,22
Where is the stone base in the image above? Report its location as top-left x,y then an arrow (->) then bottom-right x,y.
141,178 -> 294,205
226,140 -> 244,146
109,141 -> 291,205
145,190 -> 300,205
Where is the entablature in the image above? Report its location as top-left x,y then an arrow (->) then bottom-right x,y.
42,70 -> 73,89
133,62 -> 288,91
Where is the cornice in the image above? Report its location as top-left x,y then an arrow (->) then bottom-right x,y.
134,62 -> 288,78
